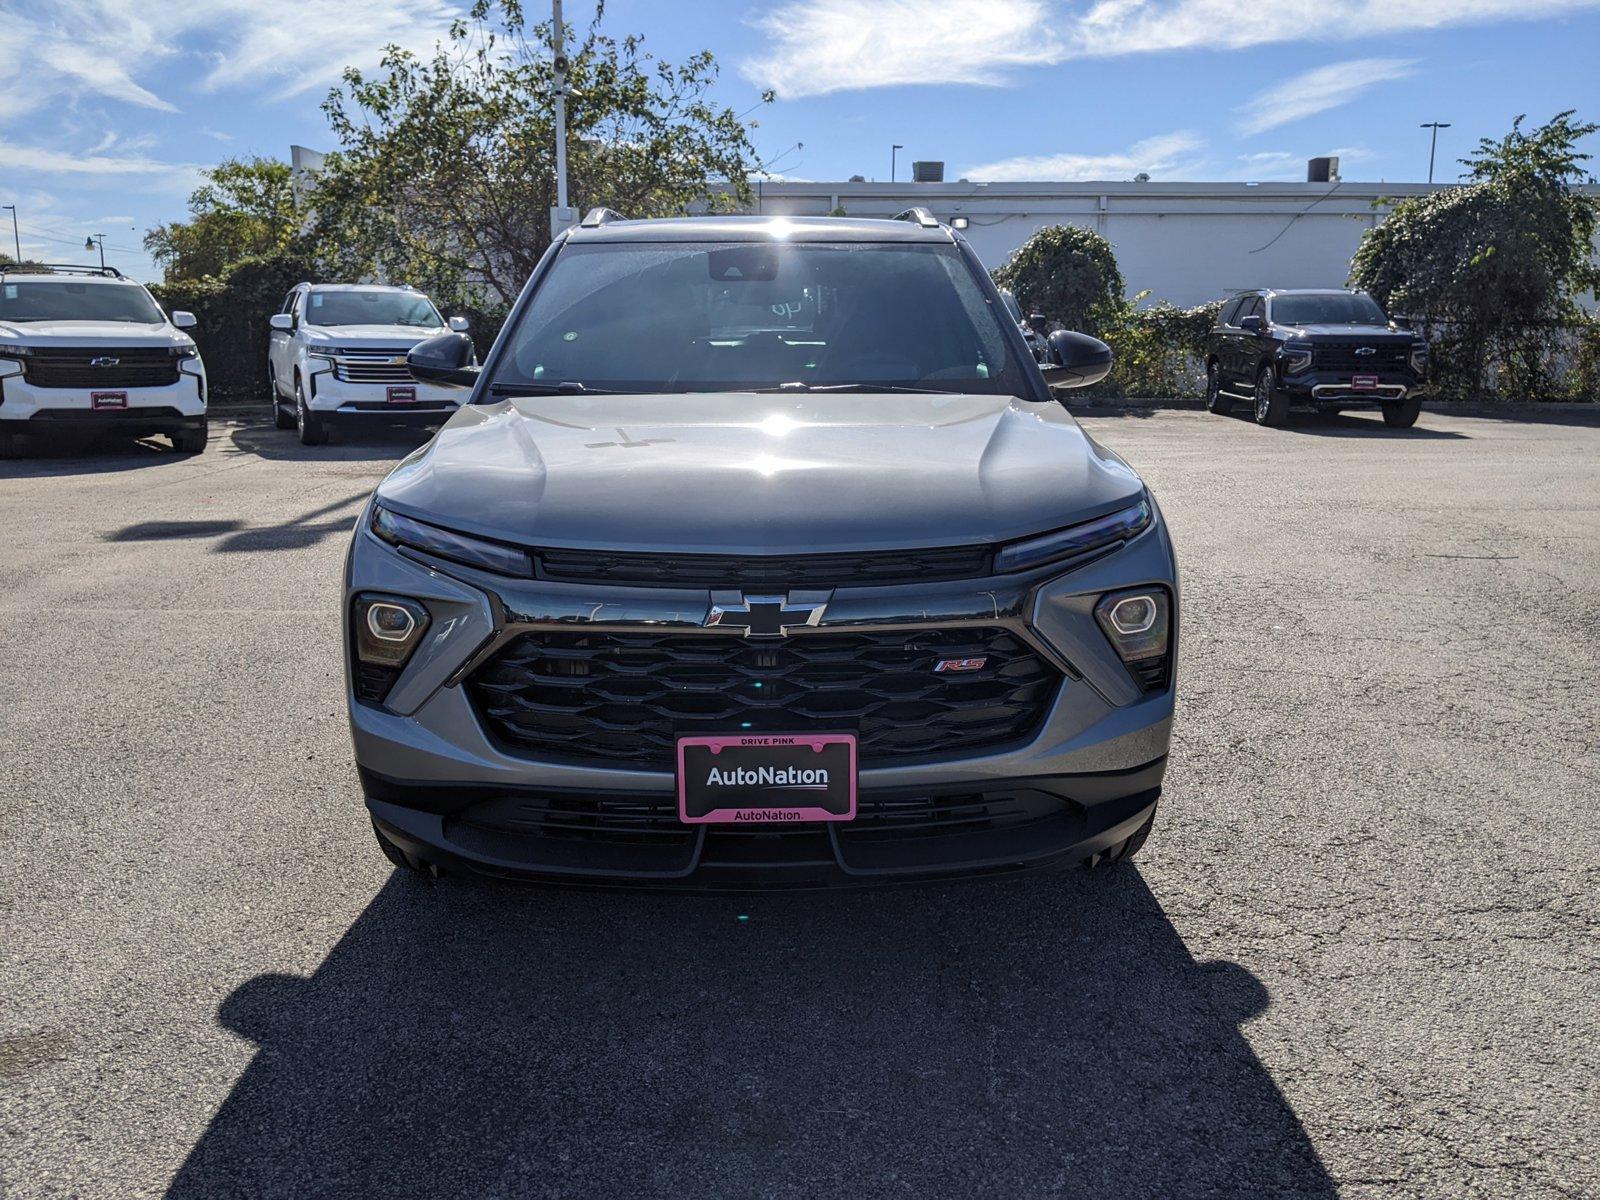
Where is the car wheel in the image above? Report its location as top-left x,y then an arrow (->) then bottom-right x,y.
1382,397 -> 1422,428
295,377 -> 328,446
372,818 -> 443,878
270,368 -> 294,429
171,421 -> 208,454
1085,807 -> 1156,869
1204,361 -> 1232,415
1253,365 -> 1288,427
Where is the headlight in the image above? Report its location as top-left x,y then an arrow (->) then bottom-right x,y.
371,504 -> 534,577
306,347 -> 341,361
1095,587 -> 1172,692
994,497 -> 1152,574
350,593 -> 431,704
1409,342 -> 1428,374
1281,345 -> 1313,374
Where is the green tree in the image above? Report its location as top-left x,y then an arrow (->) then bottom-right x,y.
308,0 -> 769,308
1350,110 -> 1599,397
145,157 -> 311,281
990,224 -> 1125,338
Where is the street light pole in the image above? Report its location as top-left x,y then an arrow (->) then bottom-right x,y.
891,144 -> 903,183
549,0 -> 574,237
85,234 -> 106,270
1,205 -> 18,261
1420,122 -> 1452,185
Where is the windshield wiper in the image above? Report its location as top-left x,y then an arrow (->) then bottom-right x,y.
753,381 -> 958,395
489,381 -> 638,396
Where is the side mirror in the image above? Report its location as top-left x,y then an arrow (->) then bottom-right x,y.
408,332 -> 479,389
1027,312 -> 1048,329
171,311 -> 197,330
269,313 -> 294,332
447,315 -> 470,333
1239,314 -> 1263,333
1040,330 -> 1113,389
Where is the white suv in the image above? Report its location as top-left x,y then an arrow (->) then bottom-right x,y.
0,266 -> 208,456
267,283 -> 470,445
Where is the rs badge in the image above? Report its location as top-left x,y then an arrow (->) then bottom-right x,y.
934,657 -> 988,673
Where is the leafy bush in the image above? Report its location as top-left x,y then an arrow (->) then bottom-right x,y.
991,224 -> 1124,338
1094,297 -> 1221,398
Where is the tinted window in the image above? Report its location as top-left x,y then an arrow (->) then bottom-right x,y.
1271,293 -> 1387,325
1237,296 -> 1262,322
1000,290 -> 1024,324
1219,297 -> 1245,326
305,289 -> 441,328
0,280 -> 165,324
495,241 -> 1023,395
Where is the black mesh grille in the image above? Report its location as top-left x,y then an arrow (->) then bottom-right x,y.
22,348 -> 181,389
468,627 -> 1058,767
537,545 -> 992,588
1311,342 -> 1409,373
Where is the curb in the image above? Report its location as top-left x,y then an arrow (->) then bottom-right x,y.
1064,397 -> 1596,415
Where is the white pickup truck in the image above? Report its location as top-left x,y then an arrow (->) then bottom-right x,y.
0,265 -> 207,456
267,283 -> 470,445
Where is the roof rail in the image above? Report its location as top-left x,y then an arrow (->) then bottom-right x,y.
579,207 -> 628,228
892,206 -> 940,229
0,262 -> 125,279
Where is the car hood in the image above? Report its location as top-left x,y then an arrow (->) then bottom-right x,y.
1281,324 -> 1414,340
0,320 -> 190,348
301,324 -> 445,349
376,392 -> 1146,555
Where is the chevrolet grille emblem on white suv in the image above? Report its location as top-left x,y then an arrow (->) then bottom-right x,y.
706,591 -> 829,638
89,356 -> 120,367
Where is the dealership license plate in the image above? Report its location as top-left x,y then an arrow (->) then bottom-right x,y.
91,391 -> 128,410
677,732 -> 857,824
1350,374 -> 1379,391
387,385 -> 417,404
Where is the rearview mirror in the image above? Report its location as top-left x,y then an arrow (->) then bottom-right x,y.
447,315 -> 470,333
269,313 -> 294,331
171,310 -> 197,330
1040,330 -> 1113,389
407,332 -> 479,389
1239,314 -> 1263,333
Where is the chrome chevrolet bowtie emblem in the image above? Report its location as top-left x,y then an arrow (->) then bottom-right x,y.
706,591 -> 828,638
1355,346 -> 1376,357
89,356 -> 120,367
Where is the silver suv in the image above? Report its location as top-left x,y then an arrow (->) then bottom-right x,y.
345,209 -> 1178,887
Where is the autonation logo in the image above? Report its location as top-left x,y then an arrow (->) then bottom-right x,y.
705,765 -> 830,790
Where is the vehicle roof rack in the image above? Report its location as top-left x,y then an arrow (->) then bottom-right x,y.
892,206 -> 940,229
0,262 -> 125,279
579,207 -> 628,228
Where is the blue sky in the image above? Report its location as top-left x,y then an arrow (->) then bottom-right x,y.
2,0 -> 1597,281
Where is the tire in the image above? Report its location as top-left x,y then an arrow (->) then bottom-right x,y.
295,377 -> 328,446
1382,397 -> 1422,428
371,818 -> 443,878
1252,365 -> 1289,427
171,421 -> 208,454
1085,807 -> 1156,869
1204,361 -> 1232,415
270,369 -> 294,429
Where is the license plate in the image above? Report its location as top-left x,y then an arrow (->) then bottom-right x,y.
1351,374 -> 1378,391
387,386 -> 417,404
677,732 -> 857,824
91,391 -> 128,410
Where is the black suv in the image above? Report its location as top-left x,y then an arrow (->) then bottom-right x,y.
1203,288 -> 1427,428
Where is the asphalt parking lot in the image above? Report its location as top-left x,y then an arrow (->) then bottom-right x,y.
2,405 -> 1597,1199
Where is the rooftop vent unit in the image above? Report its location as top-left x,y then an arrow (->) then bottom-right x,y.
1307,156 -> 1341,183
911,161 -> 945,183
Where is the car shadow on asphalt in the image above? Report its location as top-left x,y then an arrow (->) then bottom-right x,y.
222,414 -> 434,464
0,435 -> 193,477
1251,411 -> 1469,439
168,869 -> 1336,1199
104,493 -> 369,553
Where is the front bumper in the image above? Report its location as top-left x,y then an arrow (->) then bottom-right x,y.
344,502 -> 1180,888
1278,369 -> 1424,406
304,366 -> 462,423
0,370 -> 206,434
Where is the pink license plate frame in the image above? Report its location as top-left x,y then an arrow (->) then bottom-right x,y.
91,391 -> 128,410
387,385 -> 417,404
677,732 -> 858,825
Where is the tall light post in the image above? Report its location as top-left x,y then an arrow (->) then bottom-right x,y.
1420,122 -> 1451,185
84,233 -> 106,270
549,0 -> 574,237
2,205 -> 18,261
891,144 -> 903,183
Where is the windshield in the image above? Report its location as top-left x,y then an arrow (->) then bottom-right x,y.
305,289 -> 442,328
1271,293 -> 1387,326
0,280 -> 165,324
492,241 -> 1023,394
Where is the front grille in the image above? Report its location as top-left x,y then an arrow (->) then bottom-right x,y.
331,353 -> 414,385
1311,342 -> 1409,373
22,348 -> 180,389
538,544 -> 993,588
468,627 -> 1059,768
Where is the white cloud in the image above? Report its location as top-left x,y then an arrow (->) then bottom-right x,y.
742,0 -> 1600,96
1234,58 -> 1415,135
742,0 -> 1059,99
0,138 -> 202,187
965,131 -> 1207,181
